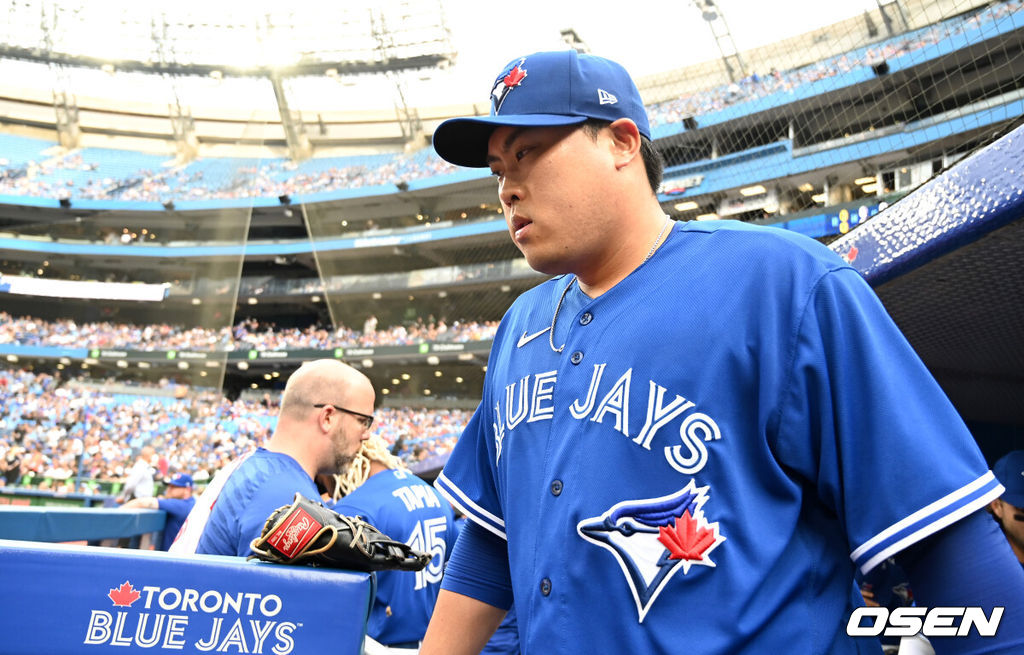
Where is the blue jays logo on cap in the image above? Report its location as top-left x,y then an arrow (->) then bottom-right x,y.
432,50 -> 651,168
577,480 -> 725,622
491,57 -> 527,115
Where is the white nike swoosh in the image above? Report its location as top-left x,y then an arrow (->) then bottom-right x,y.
517,327 -> 551,348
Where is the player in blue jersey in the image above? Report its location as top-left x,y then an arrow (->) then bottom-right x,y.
170,359 -> 374,556
122,472 -> 196,550
420,50 -> 1024,654
325,434 -> 458,651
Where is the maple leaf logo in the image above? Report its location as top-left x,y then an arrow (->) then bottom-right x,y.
492,59 -> 527,114
108,580 -> 141,607
844,245 -> 859,263
503,64 -> 526,88
657,510 -> 717,561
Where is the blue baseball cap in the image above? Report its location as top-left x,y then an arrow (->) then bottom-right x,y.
432,50 -> 651,168
166,473 -> 193,489
992,450 -> 1024,508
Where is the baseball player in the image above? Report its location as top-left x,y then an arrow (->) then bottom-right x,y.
170,359 -> 373,555
121,472 -> 196,551
327,434 -> 458,652
419,50 -> 1024,654
989,450 -> 1024,568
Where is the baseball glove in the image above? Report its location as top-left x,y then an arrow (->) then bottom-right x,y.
249,493 -> 431,572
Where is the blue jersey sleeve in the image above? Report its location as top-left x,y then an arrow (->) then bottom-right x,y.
898,510 -> 1024,654
157,497 -> 193,521
434,401 -> 506,539
773,267 -> 1002,573
196,452 -> 322,557
441,519 -> 514,610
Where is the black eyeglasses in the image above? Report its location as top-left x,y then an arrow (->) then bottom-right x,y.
313,404 -> 374,430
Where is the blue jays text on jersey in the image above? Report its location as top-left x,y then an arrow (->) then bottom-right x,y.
491,361 -> 722,475
436,220 -> 1002,655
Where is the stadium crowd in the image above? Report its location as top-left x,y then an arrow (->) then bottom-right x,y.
646,0 -> 1024,127
0,367 -> 469,495
0,312 -> 499,351
1,0 -> 1018,205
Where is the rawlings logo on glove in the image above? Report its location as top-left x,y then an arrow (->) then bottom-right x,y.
250,493 -> 432,572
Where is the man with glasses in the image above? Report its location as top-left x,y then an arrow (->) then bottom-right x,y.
170,359 -> 375,556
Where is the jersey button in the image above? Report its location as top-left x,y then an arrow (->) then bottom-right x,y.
570,351 -> 584,365
540,578 -> 552,596
550,480 -> 563,496
579,312 -> 593,326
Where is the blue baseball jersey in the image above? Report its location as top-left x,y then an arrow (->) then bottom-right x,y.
157,496 -> 196,551
435,220 -> 1002,655
196,448 -> 320,557
331,468 -> 457,646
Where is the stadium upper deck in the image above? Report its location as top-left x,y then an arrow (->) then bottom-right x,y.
1,0 -> 1021,411
0,0 -> 1020,222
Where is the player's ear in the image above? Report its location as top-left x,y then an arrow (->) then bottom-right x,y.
608,118 -> 642,170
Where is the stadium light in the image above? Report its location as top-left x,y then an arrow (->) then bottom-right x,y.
695,213 -> 719,221
740,185 -> 766,197
674,201 -> 699,212
855,176 -> 877,185
798,183 -> 815,192
811,193 -> 827,203
861,183 -> 879,193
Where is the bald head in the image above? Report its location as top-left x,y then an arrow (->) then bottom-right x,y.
279,359 -> 374,418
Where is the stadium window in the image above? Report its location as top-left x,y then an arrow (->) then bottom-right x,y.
880,171 -> 896,194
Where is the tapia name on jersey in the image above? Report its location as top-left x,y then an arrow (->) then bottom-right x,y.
492,362 -> 723,475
